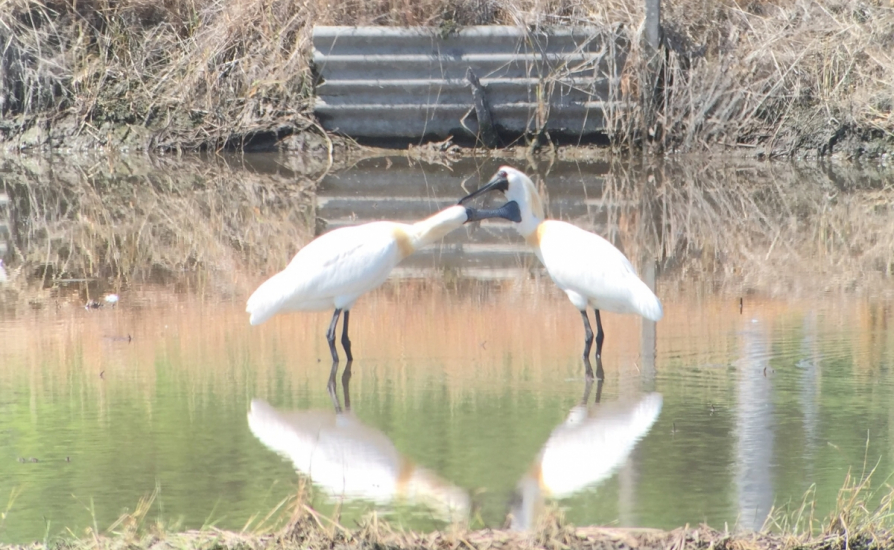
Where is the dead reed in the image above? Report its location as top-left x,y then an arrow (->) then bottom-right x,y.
1,155 -> 891,301
0,153 -> 318,295
2,474 -> 891,550
763,459 -> 894,549
0,0 -> 321,151
1,0 -> 892,155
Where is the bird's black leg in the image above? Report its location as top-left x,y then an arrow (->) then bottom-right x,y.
594,375 -> 604,403
581,357 -> 605,403
327,360 -> 341,413
342,361 -> 353,411
581,358 -> 595,400
341,310 -> 353,361
583,354 -> 595,380
326,309 -> 342,363
594,309 -> 605,360
580,310 -> 595,359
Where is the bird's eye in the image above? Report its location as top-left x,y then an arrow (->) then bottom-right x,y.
498,170 -> 507,178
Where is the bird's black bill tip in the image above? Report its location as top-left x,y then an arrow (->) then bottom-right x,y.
498,200 -> 522,222
457,171 -> 510,205
464,201 -> 521,224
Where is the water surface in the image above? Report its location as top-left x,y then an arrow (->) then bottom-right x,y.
1,155 -> 892,543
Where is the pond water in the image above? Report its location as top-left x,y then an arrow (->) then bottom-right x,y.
1,155 -> 893,543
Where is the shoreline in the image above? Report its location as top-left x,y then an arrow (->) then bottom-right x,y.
1,0 -> 892,159
1,510 -> 891,550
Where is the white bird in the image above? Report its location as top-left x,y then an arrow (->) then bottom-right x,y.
509,392 -> 663,530
247,398 -> 470,521
246,202 -> 521,362
459,166 -> 663,379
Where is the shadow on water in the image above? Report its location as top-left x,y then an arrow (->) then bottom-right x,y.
0,153 -> 320,298
311,156 -> 894,299
1,153 -> 892,301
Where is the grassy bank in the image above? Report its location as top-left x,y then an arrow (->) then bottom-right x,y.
2,473 -> 893,550
1,0 -> 892,156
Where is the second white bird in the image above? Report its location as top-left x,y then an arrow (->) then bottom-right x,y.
460,166 -> 663,379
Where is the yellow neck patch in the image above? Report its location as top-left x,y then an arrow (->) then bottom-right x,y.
524,178 -> 545,220
392,227 -> 415,259
525,222 -> 547,248
528,461 -> 551,493
395,457 -> 416,495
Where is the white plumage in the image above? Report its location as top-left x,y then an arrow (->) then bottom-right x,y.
247,221 -> 413,326
247,399 -> 470,521
510,392 -> 663,530
460,166 -> 663,377
536,220 -> 664,322
246,204 -> 479,362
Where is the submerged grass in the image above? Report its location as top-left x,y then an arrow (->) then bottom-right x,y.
0,0 -> 892,155
2,473 -> 892,550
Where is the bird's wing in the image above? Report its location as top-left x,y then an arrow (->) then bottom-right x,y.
539,393 -> 663,496
247,400 -> 404,500
285,222 -> 405,295
246,222 -> 405,324
538,221 -> 662,319
247,400 -> 337,471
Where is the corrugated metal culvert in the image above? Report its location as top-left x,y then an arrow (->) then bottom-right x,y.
315,158 -> 629,280
312,26 -> 628,145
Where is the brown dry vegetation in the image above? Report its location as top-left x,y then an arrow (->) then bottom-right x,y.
1,155 -> 892,302
0,0 -> 892,155
0,153 -> 321,298
1,473 -> 892,550
597,158 -> 894,298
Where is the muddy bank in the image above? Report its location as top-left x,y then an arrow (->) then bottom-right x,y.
1,519 -> 889,550
1,0 -> 892,158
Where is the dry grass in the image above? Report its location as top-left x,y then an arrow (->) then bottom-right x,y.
590,157 -> 894,298
1,154 -> 891,301
0,0 -> 321,151
0,153 -> 319,296
2,476 -> 892,550
763,457 -> 894,549
636,0 -> 894,157
1,0 -> 892,155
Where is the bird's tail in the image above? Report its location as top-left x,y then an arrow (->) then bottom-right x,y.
629,393 -> 663,435
632,278 -> 664,322
246,272 -> 288,326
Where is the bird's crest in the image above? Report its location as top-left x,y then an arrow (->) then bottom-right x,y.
522,175 -> 545,220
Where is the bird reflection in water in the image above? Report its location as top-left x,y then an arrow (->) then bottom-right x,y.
509,358 -> 663,530
247,362 -> 470,523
